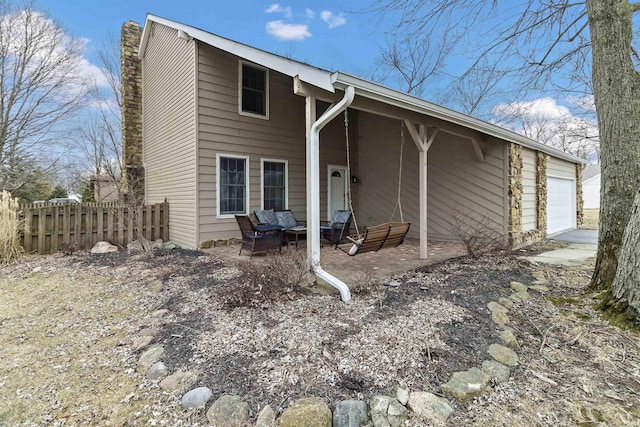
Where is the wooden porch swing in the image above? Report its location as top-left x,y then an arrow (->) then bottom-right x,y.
339,111 -> 411,256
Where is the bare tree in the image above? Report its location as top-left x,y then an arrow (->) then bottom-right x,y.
75,33 -> 122,201
0,0 -> 91,193
371,0 -> 640,318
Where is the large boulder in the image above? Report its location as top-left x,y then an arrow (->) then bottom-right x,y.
407,391 -> 454,424
333,400 -> 369,427
441,368 -> 490,402
206,394 -> 250,427
90,241 -> 118,254
278,397 -> 332,427
181,387 -> 213,409
159,371 -> 197,394
369,395 -> 408,427
137,345 -> 164,372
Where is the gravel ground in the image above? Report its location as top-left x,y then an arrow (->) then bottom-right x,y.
1,246 -> 638,426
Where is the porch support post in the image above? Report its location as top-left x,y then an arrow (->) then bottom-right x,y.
404,121 -> 435,260
305,95 -> 317,268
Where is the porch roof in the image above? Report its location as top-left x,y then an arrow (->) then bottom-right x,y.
140,14 -> 587,166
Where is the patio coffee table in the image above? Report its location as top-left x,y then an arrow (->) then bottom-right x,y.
285,226 -> 307,247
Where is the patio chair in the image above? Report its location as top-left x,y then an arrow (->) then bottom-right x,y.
255,209 -> 305,229
235,215 -> 282,257
320,210 -> 352,248
342,222 -> 411,256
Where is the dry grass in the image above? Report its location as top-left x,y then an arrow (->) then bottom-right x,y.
0,190 -> 24,265
582,208 -> 600,230
0,259 -> 148,426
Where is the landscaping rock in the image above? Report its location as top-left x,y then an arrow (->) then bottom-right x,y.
498,297 -> 514,309
150,239 -> 164,250
499,328 -> 519,349
138,327 -> 159,337
137,344 -> 164,371
369,395 -> 408,427
127,240 -> 145,253
159,371 -> 197,393
407,391 -> 454,424
132,335 -> 154,351
162,241 -> 177,250
181,387 -> 213,409
531,279 -> 548,285
278,397 -> 332,427
441,368 -> 490,402
146,361 -> 169,381
529,284 -> 550,293
482,360 -> 511,384
256,405 -> 277,427
488,343 -> 519,367
90,241 -> 118,254
509,281 -> 528,293
199,239 -> 214,249
333,400 -> 369,427
396,385 -> 409,405
510,290 -> 531,302
206,394 -> 249,427
531,271 -> 546,280
488,301 -> 509,313
491,310 -> 510,326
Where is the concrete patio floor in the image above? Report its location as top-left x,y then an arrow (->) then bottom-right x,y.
203,238 -> 467,291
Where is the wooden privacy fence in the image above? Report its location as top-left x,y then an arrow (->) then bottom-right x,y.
19,202 -> 169,255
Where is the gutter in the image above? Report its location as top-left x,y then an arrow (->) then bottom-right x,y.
308,86 -> 355,302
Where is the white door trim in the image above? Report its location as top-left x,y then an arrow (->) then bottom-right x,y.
327,164 -> 348,220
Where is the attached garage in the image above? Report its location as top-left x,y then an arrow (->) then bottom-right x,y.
547,176 -> 576,234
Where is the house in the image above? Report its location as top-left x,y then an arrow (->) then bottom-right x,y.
582,164 -> 600,209
120,15 -> 586,300
90,175 -> 120,202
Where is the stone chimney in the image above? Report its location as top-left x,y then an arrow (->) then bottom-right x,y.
120,21 -> 144,202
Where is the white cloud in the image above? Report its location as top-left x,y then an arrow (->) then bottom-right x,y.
265,20 -> 311,41
320,10 -> 346,28
492,97 -> 599,160
265,4 -> 292,18
305,8 -> 315,19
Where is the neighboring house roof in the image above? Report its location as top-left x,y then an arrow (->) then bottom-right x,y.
140,14 -> 587,166
582,164 -> 601,182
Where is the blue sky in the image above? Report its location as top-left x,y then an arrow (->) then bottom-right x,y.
37,0 -> 381,76
33,0 -> 601,163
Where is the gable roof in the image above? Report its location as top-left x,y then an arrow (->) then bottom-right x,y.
140,14 -> 587,165
583,164 -> 601,182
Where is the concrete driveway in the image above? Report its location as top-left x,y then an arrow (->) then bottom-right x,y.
526,228 -> 598,266
549,229 -> 598,245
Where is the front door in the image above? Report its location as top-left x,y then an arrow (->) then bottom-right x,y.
328,165 -> 347,219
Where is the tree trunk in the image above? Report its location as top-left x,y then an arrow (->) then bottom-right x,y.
611,190 -> 640,311
586,0 -> 640,292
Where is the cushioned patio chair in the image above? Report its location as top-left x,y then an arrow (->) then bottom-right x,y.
255,209 -> 305,229
320,210 -> 352,248
235,215 -> 282,257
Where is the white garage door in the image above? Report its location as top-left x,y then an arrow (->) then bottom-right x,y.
547,176 -> 576,234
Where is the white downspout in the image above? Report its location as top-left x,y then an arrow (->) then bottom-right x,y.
307,85 -> 355,302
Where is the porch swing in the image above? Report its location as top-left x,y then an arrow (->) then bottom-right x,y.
338,110 -> 411,256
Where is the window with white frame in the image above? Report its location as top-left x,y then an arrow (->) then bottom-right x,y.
261,159 -> 287,211
217,154 -> 249,216
239,61 -> 268,118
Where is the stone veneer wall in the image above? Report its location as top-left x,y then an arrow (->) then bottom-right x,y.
576,164 -> 584,227
509,144 -> 551,248
507,143 -> 523,248
120,21 -> 144,201
535,152 -> 548,233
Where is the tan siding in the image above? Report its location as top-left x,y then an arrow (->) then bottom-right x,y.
357,113 -> 506,241
547,156 -> 576,178
197,43 -> 306,242
142,22 -> 197,249
522,148 -> 537,232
